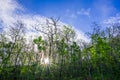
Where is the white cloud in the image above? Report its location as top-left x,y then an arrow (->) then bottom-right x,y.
65,9 -> 77,19
74,29 -> 90,43
0,0 -> 89,43
103,14 -> 120,25
77,8 -> 91,17
0,0 -> 23,26
66,8 -> 91,19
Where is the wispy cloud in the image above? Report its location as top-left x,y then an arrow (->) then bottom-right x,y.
65,9 -> 77,19
0,0 -> 89,42
66,8 -> 91,19
77,8 -> 91,17
0,0 -> 47,41
103,13 -> 120,25
0,0 -> 23,26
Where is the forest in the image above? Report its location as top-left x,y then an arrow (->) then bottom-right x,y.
0,18 -> 120,80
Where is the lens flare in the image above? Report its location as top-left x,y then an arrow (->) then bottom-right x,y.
44,58 -> 49,64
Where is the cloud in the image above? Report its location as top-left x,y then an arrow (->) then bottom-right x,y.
0,0 -> 23,26
66,8 -> 91,19
0,0 -> 89,43
65,9 -> 77,19
103,13 -> 120,25
77,8 -> 91,17
0,0 -> 46,39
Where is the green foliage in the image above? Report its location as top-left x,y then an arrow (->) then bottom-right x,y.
0,22 -> 120,80
33,36 -> 46,51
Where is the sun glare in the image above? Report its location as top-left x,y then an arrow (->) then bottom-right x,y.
44,58 -> 49,64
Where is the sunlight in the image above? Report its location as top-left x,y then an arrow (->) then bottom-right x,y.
44,58 -> 50,64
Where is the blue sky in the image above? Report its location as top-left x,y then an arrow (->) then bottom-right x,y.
0,0 -> 120,42
17,0 -> 120,33
0,0 -> 120,35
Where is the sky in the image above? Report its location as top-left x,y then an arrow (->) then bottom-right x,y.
0,0 -> 120,42
18,0 -> 120,32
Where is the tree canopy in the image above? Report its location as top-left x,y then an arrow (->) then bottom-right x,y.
0,19 -> 120,80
